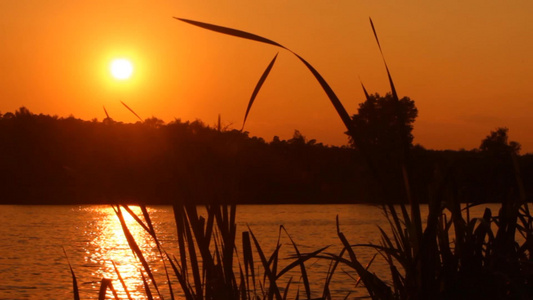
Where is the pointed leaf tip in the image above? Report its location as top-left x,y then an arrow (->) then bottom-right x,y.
242,53 -> 278,131
369,18 -> 398,101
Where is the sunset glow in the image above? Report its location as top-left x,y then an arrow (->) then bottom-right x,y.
2,2 -> 533,298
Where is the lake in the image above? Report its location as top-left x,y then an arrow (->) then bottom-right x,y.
0,204 -> 497,299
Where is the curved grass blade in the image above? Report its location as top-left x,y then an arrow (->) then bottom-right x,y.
111,260 -> 133,300
369,17 -> 397,101
175,18 -> 287,49
276,245 -> 329,278
242,53 -> 278,131
291,52 -> 354,134
62,247 -> 80,300
121,101 -> 144,122
175,17 -> 355,136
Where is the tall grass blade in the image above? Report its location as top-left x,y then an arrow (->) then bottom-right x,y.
248,228 -> 283,300
62,247 -> 80,300
291,53 -> 354,134
242,231 -> 256,292
360,81 -> 371,101
354,253 -> 377,287
181,207 -> 203,299
103,106 -> 110,119
336,216 -> 391,299
238,266 -> 247,300
113,205 -> 162,298
172,205 -> 190,284
175,18 -> 287,49
129,205 -> 175,300
276,245 -> 329,279
282,277 -> 293,300
383,205 -> 411,262
98,278 -> 119,300
369,17 -> 397,101
242,53 -> 278,130
121,205 -> 153,238
111,260 -> 133,300
121,101 -> 144,122
269,226 -> 284,285
322,248 -> 345,299
370,18 -> 420,245
140,270 -> 155,300
165,253 -> 194,300
140,205 -> 156,237
378,226 -> 396,253
278,225 -> 328,298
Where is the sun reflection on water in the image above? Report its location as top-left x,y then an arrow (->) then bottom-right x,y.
82,206 -> 161,299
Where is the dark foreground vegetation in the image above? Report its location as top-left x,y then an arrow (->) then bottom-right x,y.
1,107 -> 532,205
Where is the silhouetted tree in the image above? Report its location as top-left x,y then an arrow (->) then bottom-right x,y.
345,93 -> 418,203
480,127 -> 521,155
347,93 -> 418,155
477,127 -> 522,202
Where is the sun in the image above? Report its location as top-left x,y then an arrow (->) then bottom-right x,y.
110,58 -> 134,80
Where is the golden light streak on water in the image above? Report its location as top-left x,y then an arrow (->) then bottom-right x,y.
82,206 -> 162,299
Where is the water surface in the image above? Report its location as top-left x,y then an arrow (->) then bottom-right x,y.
0,204 -> 495,299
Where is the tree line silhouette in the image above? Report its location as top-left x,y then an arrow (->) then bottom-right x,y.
0,107 -> 531,205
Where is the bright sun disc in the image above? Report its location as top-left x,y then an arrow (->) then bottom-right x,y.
110,58 -> 133,80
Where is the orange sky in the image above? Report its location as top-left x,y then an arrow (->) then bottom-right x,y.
1,1 -> 532,152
